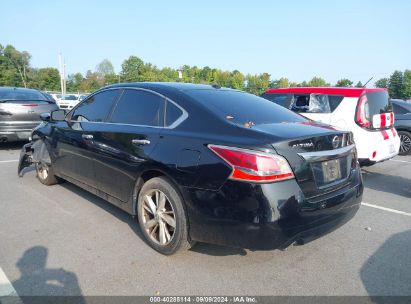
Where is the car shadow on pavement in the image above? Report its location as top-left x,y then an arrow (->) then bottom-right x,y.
360,229 -> 411,299
361,169 -> 411,198
11,246 -> 85,303
0,141 -> 27,150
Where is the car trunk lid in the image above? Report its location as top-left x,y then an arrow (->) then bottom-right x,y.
0,100 -> 55,122
250,122 -> 357,199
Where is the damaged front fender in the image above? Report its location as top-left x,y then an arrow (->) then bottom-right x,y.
17,140 -> 52,177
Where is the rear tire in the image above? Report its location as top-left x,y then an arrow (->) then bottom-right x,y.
35,161 -> 60,185
398,131 -> 411,156
137,177 -> 193,255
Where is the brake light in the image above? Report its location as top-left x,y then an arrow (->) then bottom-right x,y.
356,95 -> 370,128
208,145 -> 294,183
21,104 -> 38,107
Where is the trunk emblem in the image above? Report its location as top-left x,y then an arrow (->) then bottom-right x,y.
332,136 -> 341,149
292,141 -> 314,149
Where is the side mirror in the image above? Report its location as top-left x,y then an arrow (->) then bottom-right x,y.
50,110 -> 66,121
40,112 -> 51,121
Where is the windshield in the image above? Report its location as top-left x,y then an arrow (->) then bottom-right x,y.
365,91 -> 392,116
63,95 -> 78,100
185,89 -> 307,126
0,88 -> 47,101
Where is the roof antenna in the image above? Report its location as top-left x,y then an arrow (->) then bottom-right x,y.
363,77 -> 373,88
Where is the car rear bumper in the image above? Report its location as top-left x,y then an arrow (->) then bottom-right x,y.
183,164 -> 363,250
356,128 -> 400,162
0,122 -> 39,141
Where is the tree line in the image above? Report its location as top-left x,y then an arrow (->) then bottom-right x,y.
0,43 -> 410,98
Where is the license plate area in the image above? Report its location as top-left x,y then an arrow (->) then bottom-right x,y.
322,159 -> 341,183
311,156 -> 351,189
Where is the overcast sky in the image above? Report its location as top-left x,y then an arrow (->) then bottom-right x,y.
1,0 -> 410,84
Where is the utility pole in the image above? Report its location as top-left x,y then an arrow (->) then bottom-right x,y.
58,53 -> 64,97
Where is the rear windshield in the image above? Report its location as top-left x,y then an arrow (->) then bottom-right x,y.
185,89 -> 307,126
365,91 -> 392,116
0,89 -> 46,101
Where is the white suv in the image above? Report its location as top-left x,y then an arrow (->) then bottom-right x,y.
262,87 -> 400,166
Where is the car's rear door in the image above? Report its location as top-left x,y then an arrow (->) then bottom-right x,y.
90,88 -> 164,203
54,89 -> 121,187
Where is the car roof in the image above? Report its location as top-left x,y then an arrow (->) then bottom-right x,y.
104,82 -> 229,93
0,86 -> 42,93
264,87 -> 386,98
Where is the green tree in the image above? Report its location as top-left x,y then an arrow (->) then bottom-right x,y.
355,81 -> 363,87
230,70 -> 245,90
388,71 -> 404,98
245,73 -> 270,95
2,45 -> 31,87
335,78 -> 353,87
307,77 -> 328,87
401,70 -> 411,99
121,56 -> 144,82
375,78 -> 389,88
29,68 -> 60,91
271,77 -> 289,88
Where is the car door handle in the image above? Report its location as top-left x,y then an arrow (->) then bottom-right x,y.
131,139 -> 150,145
82,134 -> 94,140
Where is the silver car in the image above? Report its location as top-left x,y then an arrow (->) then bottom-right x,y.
0,87 -> 59,142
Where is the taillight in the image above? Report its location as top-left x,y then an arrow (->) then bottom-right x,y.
356,95 -> 370,128
208,145 -> 294,183
21,104 -> 38,107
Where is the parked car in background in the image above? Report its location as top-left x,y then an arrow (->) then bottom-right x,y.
391,99 -> 411,155
79,94 -> 88,102
0,87 -> 59,142
18,83 -> 363,255
41,92 -> 56,102
56,94 -> 80,110
50,93 -> 62,102
261,87 -> 400,166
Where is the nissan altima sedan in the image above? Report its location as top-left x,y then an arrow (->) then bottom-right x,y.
18,83 -> 363,255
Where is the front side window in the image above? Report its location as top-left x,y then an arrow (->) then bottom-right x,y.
71,89 -> 119,122
110,89 -> 165,126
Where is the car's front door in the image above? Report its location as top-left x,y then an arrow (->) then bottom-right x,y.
90,88 -> 165,203
54,89 -> 121,187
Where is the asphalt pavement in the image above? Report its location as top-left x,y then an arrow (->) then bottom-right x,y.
0,142 -> 410,297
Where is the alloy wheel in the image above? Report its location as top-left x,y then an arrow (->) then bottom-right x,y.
141,189 -> 176,245
400,134 -> 411,154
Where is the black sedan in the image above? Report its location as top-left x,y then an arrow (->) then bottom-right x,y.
18,83 -> 363,255
392,99 -> 411,155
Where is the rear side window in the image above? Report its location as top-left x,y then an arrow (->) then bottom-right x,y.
71,89 -> 119,122
185,89 -> 306,126
261,93 -> 291,108
110,89 -> 165,126
166,102 -> 183,126
290,94 -> 343,113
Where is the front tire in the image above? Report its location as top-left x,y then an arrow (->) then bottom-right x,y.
398,131 -> 411,156
137,177 -> 193,255
35,161 -> 60,185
